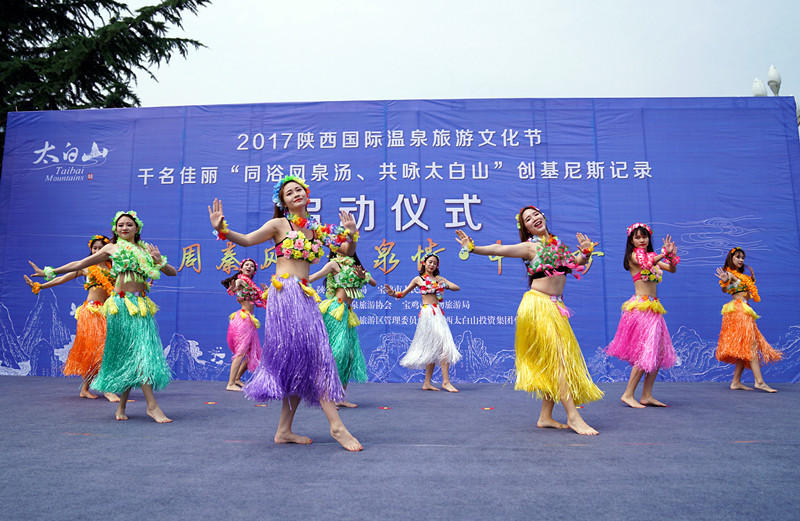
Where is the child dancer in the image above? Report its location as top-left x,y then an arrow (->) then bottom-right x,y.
456,206 -> 602,435
221,258 -> 266,391
309,251 -> 376,407
384,253 -> 461,393
25,235 -> 118,402
30,211 -> 177,422
715,247 -> 781,392
606,223 -> 679,408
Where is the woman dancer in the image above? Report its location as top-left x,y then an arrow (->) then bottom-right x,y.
715,247 -> 780,392
30,211 -> 176,422
221,258 -> 266,391
456,206 -> 603,435
384,254 -> 461,392
208,175 -> 362,451
25,235 -> 118,401
606,223 -> 679,408
309,251 -> 376,407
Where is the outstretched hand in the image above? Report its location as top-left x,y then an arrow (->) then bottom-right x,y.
455,229 -> 472,248
23,274 -> 36,288
662,234 -> 677,254
576,232 -> 594,250
208,198 -> 224,231
339,210 -> 356,234
354,265 -> 366,278
147,243 -> 163,264
28,260 -> 44,279
714,267 -> 729,282
383,284 -> 397,297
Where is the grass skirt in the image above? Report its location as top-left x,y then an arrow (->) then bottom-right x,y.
63,300 -> 106,379
399,303 -> 462,369
90,294 -> 171,393
716,300 -> 782,367
606,296 -> 676,373
515,289 -> 603,405
243,275 -> 343,405
227,310 -> 262,373
319,298 -> 367,386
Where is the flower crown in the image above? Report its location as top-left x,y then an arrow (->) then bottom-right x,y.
88,234 -> 111,249
626,222 -> 652,236
418,252 -> 440,270
272,175 -> 310,209
516,205 -> 543,230
239,258 -> 257,272
729,247 -> 744,255
112,210 -> 143,233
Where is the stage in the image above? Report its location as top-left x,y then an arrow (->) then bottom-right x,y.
1,377 -> 798,520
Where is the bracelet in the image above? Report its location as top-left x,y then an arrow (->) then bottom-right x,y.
43,266 -> 56,281
215,218 -> 230,241
459,238 -> 475,259
154,255 -> 168,269
352,231 -> 360,243
32,282 -> 41,295
394,290 -> 404,299
581,247 -> 593,257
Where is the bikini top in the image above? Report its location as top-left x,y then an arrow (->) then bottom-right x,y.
325,257 -> 371,299
109,239 -> 165,291
229,274 -> 266,307
524,235 -> 579,278
274,219 -> 325,263
631,248 -> 662,283
420,275 -> 446,302
84,263 -> 116,293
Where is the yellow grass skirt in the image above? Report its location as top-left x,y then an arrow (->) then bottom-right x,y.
515,289 -> 603,405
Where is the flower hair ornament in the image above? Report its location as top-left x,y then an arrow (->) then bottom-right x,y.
239,258 -> 258,272
418,252 -> 440,271
516,205 -> 544,230
729,247 -> 744,255
88,234 -> 111,249
111,210 -> 143,233
272,175 -> 310,209
626,222 -> 652,236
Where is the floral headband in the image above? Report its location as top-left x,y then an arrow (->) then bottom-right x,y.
516,206 -> 544,230
239,258 -> 258,272
111,210 -> 143,233
626,222 -> 652,236
272,175 -> 310,209
729,247 -> 744,255
88,234 -> 111,249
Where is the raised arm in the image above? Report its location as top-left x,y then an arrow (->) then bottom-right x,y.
353,264 -> 377,287
455,229 -> 533,259
657,235 -> 678,273
384,277 -> 420,299
308,260 -> 338,283
336,210 -> 358,256
146,244 -> 177,277
209,198 -> 280,247
574,233 -> 597,266
29,246 -> 112,279
24,264 -> 82,292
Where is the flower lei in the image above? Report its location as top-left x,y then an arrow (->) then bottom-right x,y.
111,210 -> 143,233
326,256 -> 371,299
272,175 -> 310,208
525,235 -> 581,276
286,212 -> 353,252
634,248 -> 663,283
420,275 -> 446,302
230,273 -> 266,307
85,263 -> 116,294
723,268 -> 760,302
109,239 -> 167,292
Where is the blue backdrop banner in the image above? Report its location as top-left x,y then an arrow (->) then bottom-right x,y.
1,97 -> 799,383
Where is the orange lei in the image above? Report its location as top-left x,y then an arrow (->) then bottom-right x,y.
724,268 -> 760,303
87,263 -> 116,296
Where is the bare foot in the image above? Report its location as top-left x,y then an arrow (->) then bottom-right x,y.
639,397 -> 668,407
730,382 -> 754,391
567,416 -> 599,436
79,389 -> 99,399
115,409 -> 128,421
226,384 -> 243,392
422,384 -> 441,391
336,401 -> 359,408
621,395 -> 645,408
754,382 -> 777,393
442,382 -> 459,393
537,418 -> 569,429
235,380 -> 245,387
330,426 -> 363,452
104,392 -> 120,402
274,431 -> 313,445
146,406 -> 173,423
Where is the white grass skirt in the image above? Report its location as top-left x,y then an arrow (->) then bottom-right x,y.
399,304 -> 462,368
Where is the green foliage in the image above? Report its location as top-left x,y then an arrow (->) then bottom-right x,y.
0,0 -> 210,169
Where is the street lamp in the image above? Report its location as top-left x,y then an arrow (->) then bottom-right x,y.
752,65 -> 800,125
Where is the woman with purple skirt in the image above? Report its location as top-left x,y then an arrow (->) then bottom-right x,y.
209,175 -> 362,451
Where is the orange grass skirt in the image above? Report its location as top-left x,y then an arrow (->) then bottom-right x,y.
63,301 -> 107,378
715,300 -> 781,367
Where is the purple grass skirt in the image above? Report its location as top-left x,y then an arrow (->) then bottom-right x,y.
606,296 -> 677,373
227,310 -> 262,373
243,276 -> 343,405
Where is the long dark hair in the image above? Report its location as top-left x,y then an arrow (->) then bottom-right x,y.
517,206 -> 550,243
623,226 -> 654,271
111,214 -> 141,244
221,259 -> 257,289
418,253 -> 440,277
723,247 -> 753,278
273,180 -> 310,219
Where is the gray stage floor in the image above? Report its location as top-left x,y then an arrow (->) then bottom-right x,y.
1,376 -> 798,521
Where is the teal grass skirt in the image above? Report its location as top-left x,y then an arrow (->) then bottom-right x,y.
320,298 -> 367,386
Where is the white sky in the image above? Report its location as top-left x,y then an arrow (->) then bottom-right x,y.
131,0 -> 800,108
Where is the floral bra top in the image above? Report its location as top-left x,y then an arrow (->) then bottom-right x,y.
229,274 -> 266,307
419,275 -> 446,302
275,228 -> 325,264
524,235 -> 578,279
109,239 -> 166,292
84,263 -> 116,294
631,248 -> 663,283
720,268 -> 760,302
325,256 -> 371,299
